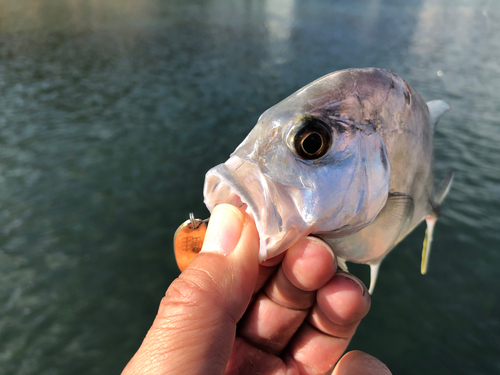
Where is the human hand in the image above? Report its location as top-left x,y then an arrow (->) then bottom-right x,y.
122,204 -> 391,375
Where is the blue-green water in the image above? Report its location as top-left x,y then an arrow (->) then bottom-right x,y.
0,0 -> 499,374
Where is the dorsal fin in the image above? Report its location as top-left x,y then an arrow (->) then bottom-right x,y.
427,100 -> 450,134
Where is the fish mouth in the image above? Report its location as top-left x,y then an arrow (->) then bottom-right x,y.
204,163 -> 259,223
204,155 -> 305,261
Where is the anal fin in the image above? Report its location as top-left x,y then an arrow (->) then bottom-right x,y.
421,216 -> 437,274
421,171 -> 453,274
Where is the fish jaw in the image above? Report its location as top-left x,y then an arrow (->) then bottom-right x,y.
203,155 -> 310,261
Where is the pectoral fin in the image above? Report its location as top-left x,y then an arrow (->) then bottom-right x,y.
322,192 -> 414,294
367,193 -> 414,293
386,192 -> 415,244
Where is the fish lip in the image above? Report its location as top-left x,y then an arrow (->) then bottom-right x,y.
204,162 -> 259,220
203,156 -> 284,261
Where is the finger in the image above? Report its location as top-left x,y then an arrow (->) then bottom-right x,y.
236,237 -> 336,355
286,273 -> 371,374
332,351 -> 392,375
281,237 -> 337,292
122,204 -> 260,375
311,272 -> 370,337
225,337 -> 288,375
253,253 -> 285,294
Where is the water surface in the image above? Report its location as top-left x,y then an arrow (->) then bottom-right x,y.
1,0 -> 499,374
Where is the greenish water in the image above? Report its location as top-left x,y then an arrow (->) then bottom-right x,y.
0,0 -> 499,374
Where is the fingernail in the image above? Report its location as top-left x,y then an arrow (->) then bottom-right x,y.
200,204 -> 244,255
303,236 -> 336,261
336,272 -> 366,296
300,236 -> 337,272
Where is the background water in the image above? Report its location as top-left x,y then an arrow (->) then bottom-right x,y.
0,0 -> 499,374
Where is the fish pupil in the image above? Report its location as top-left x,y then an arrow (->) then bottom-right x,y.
302,133 -> 323,155
294,118 -> 332,160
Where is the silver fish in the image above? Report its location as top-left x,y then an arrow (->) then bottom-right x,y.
203,68 -> 452,293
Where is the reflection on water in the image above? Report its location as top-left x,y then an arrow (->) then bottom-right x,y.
265,0 -> 295,42
0,0 -> 160,32
264,0 -> 295,65
0,0 -> 499,374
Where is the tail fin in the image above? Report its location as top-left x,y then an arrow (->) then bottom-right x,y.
435,171 -> 454,205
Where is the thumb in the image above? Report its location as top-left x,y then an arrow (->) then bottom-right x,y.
332,351 -> 392,375
122,204 -> 260,375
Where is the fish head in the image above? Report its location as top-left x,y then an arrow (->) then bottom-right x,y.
204,69 -> 398,261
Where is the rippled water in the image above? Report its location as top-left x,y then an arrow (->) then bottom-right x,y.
0,0 -> 499,374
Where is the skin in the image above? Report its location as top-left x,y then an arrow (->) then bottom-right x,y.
122,204 -> 392,375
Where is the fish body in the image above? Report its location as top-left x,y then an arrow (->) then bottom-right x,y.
203,68 -> 452,292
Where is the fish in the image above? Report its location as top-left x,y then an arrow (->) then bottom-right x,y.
203,68 -> 453,293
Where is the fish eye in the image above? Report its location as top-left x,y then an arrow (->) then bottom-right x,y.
294,119 -> 332,160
